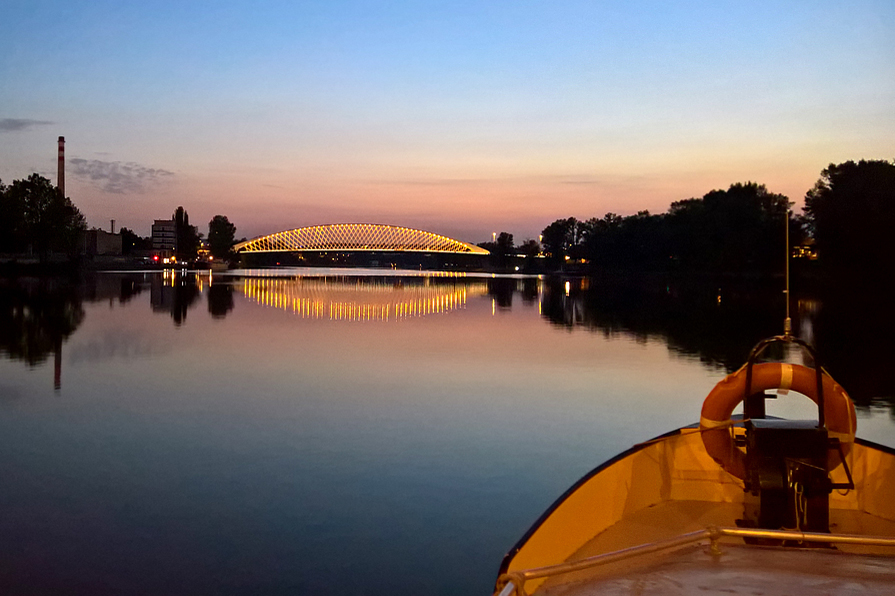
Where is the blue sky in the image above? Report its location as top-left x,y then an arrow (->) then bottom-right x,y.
1,0 -> 893,242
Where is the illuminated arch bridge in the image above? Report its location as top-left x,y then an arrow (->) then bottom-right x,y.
234,223 -> 489,255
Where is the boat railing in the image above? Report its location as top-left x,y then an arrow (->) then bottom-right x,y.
495,525 -> 895,596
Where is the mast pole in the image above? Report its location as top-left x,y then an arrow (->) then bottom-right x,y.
784,209 -> 791,338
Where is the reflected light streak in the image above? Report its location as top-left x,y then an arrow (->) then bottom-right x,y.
241,277 -> 486,322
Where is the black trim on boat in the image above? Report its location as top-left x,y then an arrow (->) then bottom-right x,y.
856,436 -> 895,456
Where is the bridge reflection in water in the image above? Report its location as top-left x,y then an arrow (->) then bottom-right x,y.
241,275 -> 489,321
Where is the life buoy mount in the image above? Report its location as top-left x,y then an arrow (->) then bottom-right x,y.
699,361 -> 856,480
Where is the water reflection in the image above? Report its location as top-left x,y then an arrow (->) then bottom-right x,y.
812,289 -> 895,407
81,272 -> 146,305
207,283 -> 234,319
535,277 -> 895,407
0,278 -> 84,389
151,269 -> 201,325
487,277 -> 517,309
241,275 -> 488,321
539,278 -> 783,370
2,272 -> 893,408
1,270 -> 893,595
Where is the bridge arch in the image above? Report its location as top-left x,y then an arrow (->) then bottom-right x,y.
234,223 -> 489,255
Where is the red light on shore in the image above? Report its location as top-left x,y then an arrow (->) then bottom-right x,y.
153,255 -> 159,261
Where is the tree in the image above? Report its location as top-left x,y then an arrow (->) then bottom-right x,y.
803,160 -> 895,277
476,232 -> 516,270
579,213 -> 622,268
173,206 -> 199,261
0,178 -> 26,253
495,232 -> 514,256
519,238 -> 541,271
120,228 -> 152,254
519,239 -> 540,257
541,217 -> 579,267
207,215 -> 237,260
533,182 -> 792,275
2,174 -> 86,261
55,194 -> 88,260
664,182 -> 790,273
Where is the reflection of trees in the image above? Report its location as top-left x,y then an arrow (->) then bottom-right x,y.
487,278 -> 516,309
207,284 -> 234,319
0,279 -> 84,366
81,273 -> 145,305
540,278 -> 783,371
520,278 -> 539,304
812,288 -> 895,407
486,277 -> 543,308
539,277 -> 895,409
151,272 -> 200,326
119,277 -> 143,304
172,280 -> 199,326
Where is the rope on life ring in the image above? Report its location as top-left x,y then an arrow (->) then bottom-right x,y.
699,362 -> 856,480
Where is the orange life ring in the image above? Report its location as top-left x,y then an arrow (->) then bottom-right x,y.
700,362 -> 856,480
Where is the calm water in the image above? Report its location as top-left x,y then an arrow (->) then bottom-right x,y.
1,269 -> 893,595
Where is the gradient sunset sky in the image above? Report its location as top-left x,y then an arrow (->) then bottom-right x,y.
1,0 -> 892,243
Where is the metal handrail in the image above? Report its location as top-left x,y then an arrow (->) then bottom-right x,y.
495,526 -> 895,596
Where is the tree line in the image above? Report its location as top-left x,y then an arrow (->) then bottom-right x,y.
0,174 -> 87,262
5,159 -> 892,276
1,171 -> 240,266
539,181 -> 793,273
485,159 -> 895,279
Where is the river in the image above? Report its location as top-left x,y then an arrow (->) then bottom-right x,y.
1,269 -> 893,595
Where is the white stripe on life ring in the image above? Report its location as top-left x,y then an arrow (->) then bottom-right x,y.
700,416 -> 732,430
778,363 -> 793,395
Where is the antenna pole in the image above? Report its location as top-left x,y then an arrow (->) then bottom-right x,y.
784,210 -> 791,337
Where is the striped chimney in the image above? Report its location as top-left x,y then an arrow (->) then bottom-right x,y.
57,136 -> 65,197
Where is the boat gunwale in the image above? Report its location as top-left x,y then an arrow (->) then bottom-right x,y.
497,422 -> 895,579
497,525 -> 895,596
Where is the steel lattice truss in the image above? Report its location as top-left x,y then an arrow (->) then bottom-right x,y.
234,223 -> 489,254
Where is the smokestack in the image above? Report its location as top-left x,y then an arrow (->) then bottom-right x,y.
57,136 -> 65,197
111,219 -> 116,234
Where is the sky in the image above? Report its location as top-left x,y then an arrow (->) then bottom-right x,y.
1,0 -> 893,243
